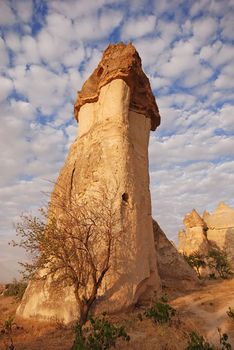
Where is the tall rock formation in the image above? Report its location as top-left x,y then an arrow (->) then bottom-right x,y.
178,202 -> 234,267
17,43 -> 162,323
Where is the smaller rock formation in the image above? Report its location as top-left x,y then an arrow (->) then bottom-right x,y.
178,209 -> 210,255
178,202 -> 234,268
206,202 -> 234,267
153,220 -> 199,291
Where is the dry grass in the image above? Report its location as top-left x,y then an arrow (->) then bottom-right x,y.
0,297 -> 73,350
0,279 -> 234,349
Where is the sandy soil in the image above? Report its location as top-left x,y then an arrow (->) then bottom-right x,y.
171,278 -> 234,347
0,279 -> 233,349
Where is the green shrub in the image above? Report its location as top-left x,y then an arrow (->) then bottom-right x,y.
0,316 -> 16,350
186,331 -> 214,350
144,301 -> 176,324
186,330 -> 232,350
3,279 -> 27,300
208,273 -> 216,280
72,314 -> 130,350
218,328 -> 232,350
208,249 -> 233,279
160,295 -> 168,303
183,252 -> 206,278
226,307 -> 234,320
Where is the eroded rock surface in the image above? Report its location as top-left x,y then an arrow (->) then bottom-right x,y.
179,209 -> 210,255
74,42 -> 160,131
178,202 -> 234,268
17,43 -> 161,323
153,220 -> 199,291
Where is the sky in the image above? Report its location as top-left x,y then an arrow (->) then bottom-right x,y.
0,0 -> 233,282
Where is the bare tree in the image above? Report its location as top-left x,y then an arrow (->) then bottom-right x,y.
13,187 -> 120,325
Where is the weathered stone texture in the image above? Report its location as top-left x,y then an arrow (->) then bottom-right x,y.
178,202 -> 234,268
183,209 -> 207,229
17,43 -> 161,323
74,42 -> 160,131
153,220 -> 199,291
178,210 -> 210,255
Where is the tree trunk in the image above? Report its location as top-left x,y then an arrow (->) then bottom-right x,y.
74,285 -> 97,326
79,302 -> 89,326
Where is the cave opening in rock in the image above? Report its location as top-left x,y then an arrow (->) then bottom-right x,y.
122,193 -> 129,203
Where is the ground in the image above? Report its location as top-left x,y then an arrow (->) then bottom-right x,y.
0,279 -> 233,349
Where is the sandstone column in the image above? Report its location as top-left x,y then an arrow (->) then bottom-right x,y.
17,43 -> 161,322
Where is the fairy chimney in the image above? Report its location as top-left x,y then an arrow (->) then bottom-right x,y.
17,43 -> 162,323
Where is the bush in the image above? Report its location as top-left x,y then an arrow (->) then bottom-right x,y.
183,252 -> 206,278
72,314 -> 130,350
218,328 -> 232,350
186,330 -> 232,350
208,249 -> 233,279
208,273 -> 216,280
0,316 -> 16,350
227,307 -> 234,320
144,301 -> 176,324
4,279 -> 27,300
186,331 -> 214,350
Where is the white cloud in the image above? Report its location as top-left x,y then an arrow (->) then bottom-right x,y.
17,35 -> 40,64
48,0 -> 113,19
219,104 -> 234,132
212,62 -> 234,91
214,73 -> 234,90
99,9 -> 123,33
15,0 -> 33,23
73,11 -> 122,42
11,64 -> 69,114
52,102 -> 74,128
192,17 -> 217,46
30,125 -> 65,162
63,45 -> 85,67
208,0 -> 231,16
46,12 -> 73,41
221,62 -> 234,77
149,76 -> 170,90
0,109 -> 31,186
153,0 -> 184,16
161,41 -> 195,78
0,1 -> 15,25
0,37 -> 9,67
182,65 -> 213,88
0,76 -> 13,102
221,12 -> 234,40
200,42 -> 234,68
4,32 -> 21,52
159,39 -> 214,87
150,125 -> 234,168
157,20 -> 181,44
37,30 -> 63,64
134,37 -> 167,67
121,15 -> 156,40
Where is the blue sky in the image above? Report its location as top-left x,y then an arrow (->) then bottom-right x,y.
0,0 -> 233,282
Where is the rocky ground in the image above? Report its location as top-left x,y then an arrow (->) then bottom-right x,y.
0,279 -> 233,350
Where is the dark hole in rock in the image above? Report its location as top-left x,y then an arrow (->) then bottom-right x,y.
122,193 -> 129,203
